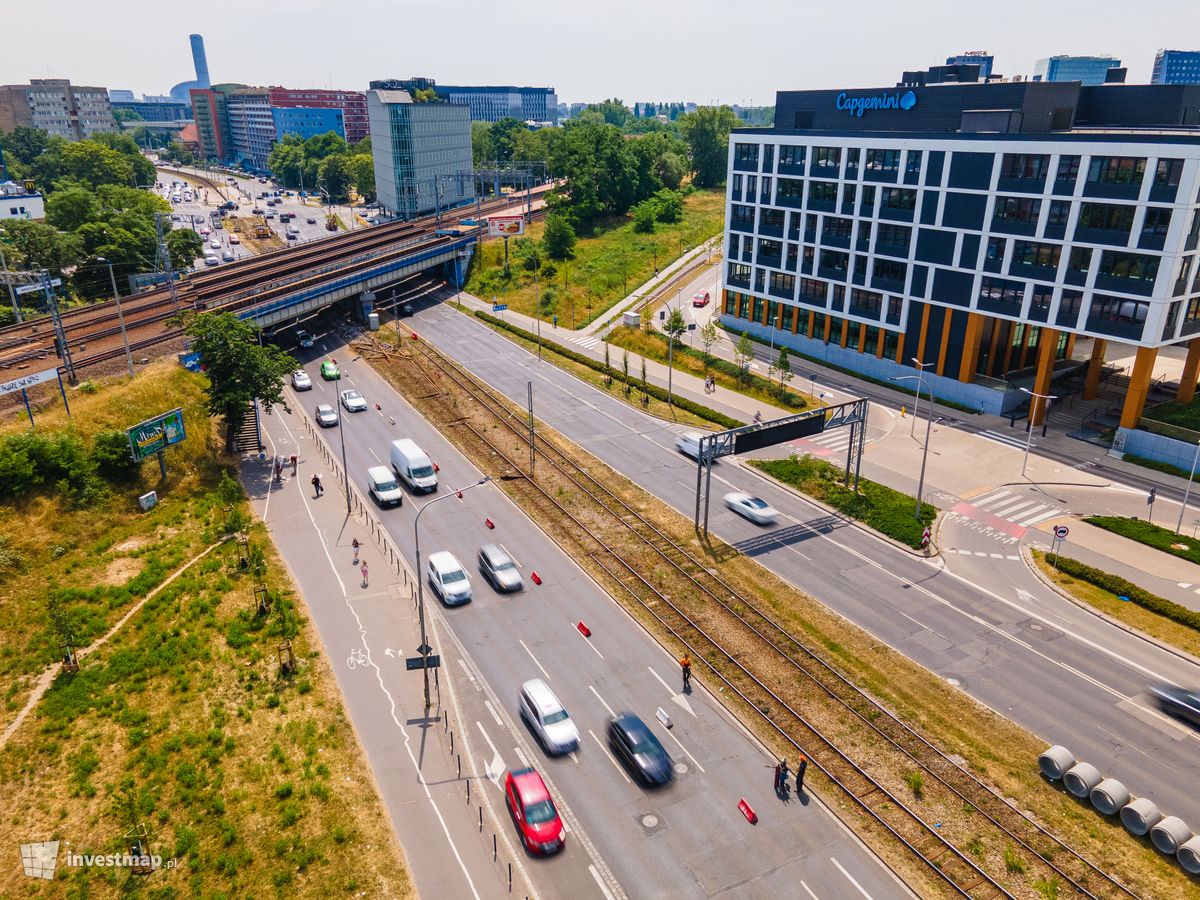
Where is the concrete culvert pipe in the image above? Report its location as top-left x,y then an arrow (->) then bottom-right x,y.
1178,835 -> 1200,874
1090,778 -> 1131,816
1120,797 -> 1162,836
1038,745 -> 1075,781
1150,816 -> 1192,855
1063,762 -> 1102,798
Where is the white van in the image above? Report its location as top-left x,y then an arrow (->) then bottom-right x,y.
427,551 -> 472,605
390,439 -> 437,492
519,679 -> 580,755
366,465 -> 403,507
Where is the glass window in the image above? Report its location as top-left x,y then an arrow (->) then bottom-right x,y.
1012,241 -> 1062,269
1056,155 -> 1081,180
1059,290 -> 1084,319
1086,156 -> 1147,186
757,238 -> 783,258
760,177 -> 772,201
873,259 -> 906,282
865,149 -> 900,172
1078,203 -> 1134,232
1155,159 -> 1184,187
880,187 -> 916,211
732,205 -> 755,227
778,178 -> 804,199
1142,207 -> 1172,237
760,208 -> 785,229
746,175 -> 757,196
1089,295 -> 1149,326
814,147 -> 841,168
877,223 -> 911,247
986,237 -> 1006,262
1000,154 -> 1049,179
800,278 -> 827,303
769,272 -> 794,294
854,256 -> 868,278
993,196 -> 1042,223
809,182 -> 838,202
763,145 -> 774,171
845,148 -> 860,173
728,262 -> 751,282
822,217 -> 853,240
779,145 -> 804,167
731,174 -> 742,193
1030,285 -> 1054,316
1098,250 -> 1160,283
887,296 -> 904,321
978,277 -> 1025,311
820,249 -> 849,271
735,143 -> 759,164
1047,200 -> 1071,226
843,183 -> 857,205
1068,247 -> 1092,274
905,151 -> 923,176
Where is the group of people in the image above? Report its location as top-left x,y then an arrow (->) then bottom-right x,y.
703,375 -> 717,394
774,755 -> 808,798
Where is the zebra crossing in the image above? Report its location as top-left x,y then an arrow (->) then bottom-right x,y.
570,335 -> 603,351
948,487 -> 1071,538
977,429 -> 1031,451
791,429 -> 853,456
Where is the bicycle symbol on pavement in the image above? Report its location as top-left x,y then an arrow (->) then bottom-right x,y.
346,648 -> 370,671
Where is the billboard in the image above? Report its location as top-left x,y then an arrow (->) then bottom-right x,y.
0,367 -> 59,397
127,408 -> 187,462
488,216 -> 525,237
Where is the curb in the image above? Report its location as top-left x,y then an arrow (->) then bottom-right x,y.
1018,545 -> 1200,668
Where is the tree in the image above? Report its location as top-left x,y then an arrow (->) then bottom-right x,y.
412,88 -> 437,102
113,108 -> 145,128
185,313 -> 297,451
471,122 -> 493,167
0,219 -> 81,274
317,154 -> 352,202
678,106 -> 740,187
665,308 -> 686,347
1,126 -> 50,164
734,331 -> 754,383
775,347 -> 793,397
588,99 -> 631,128
165,229 -> 203,270
302,131 -> 348,161
631,200 -> 656,233
547,121 -> 635,229
46,186 -> 101,232
267,135 -> 306,188
347,153 -> 375,200
162,141 -> 195,166
542,212 -> 576,260
489,117 -> 526,163
699,321 -> 719,360
58,140 -> 135,189
653,188 -> 683,223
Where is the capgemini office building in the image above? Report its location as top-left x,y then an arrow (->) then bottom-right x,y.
720,78 -> 1200,438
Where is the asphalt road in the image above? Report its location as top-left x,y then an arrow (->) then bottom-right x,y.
406,300 -> 1200,829
279,325 -> 908,900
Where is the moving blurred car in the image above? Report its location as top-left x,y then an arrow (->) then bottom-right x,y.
291,369 -> 312,391
478,543 -> 523,592
306,217 -> 317,225
203,254 -> 219,266
229,234 -> 240,244
608,714 -> 673,786
504,768 -> 565,855
340,389 -> 367,412
674,432 -> 709,461
320,360 -> 340,381
723,492 -> 779,525
519,679 -> 578,754
222,250 -> 235,262
692,291 -> 711,307
1149,683 -> 1200,727
314,404 -> 338,428
427,551 -> 472,606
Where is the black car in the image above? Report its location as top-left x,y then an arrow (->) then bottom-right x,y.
1149,683 -> 1200,727
397,302 -> 415,318
608,714 -> 673,786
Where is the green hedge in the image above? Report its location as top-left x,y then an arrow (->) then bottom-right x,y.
473,311 -> 743,429
1084,515 -> 1200,566
1045,553 -> 1200,632
1123,453 -> 1193,480
751,455 -> 936,548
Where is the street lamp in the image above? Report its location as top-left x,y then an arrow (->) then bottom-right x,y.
95,257 -> 135,378
335,365 -> 352,515
893,371 -> 933,519
909,358 -> 929,437
1018,387 -> 1057,477
413,476 -> 492,711
1176,439 -> 1200,534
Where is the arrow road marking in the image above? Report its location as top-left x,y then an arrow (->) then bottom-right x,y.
647,666 -> 697,717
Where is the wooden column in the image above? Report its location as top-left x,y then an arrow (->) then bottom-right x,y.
895,329 -> 906,364
1120,346 -> 1159,430
1065,332 -> 1077,360
857,322 -> 867,354
935,311 -> 952,376
1177,338 -> 1200,404
806,310 -> 815,338
1082,339 -> 1107,400
958,312 -> 985,382
839,318 -> 849,348
1000,323 -> 1018,376
915,304 -> 931,364
876,330 -> 886,358
791,306 -> 801,334
984,319 -> 1004,377
1029,327 -> 1058,426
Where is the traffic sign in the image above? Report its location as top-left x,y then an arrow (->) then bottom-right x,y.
406,655 -> 441,671
416,643 -> 433,656
15,278 -> 61,295
1053,525 -> 1070,539
492,303 -> 508,312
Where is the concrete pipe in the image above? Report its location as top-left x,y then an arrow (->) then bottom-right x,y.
1038,745 -> 1075,781
1063,762 -> 1102,799
1177,835 -> 1200,875
1120,797 -> 1162,836
1150,816 -> 1192,855
1090,778 -> 1131,816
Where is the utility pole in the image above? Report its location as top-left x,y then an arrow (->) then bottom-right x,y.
155,213 -> 180,311
41,270 -> 75,384
527,381 -> 535,476
0,238 -> 20,323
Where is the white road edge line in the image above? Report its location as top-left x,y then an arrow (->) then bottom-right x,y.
588,729 -> 630,783
800,881 -> 820,900
519,639 -> 551,679
662,728 -> 705,773
831,856 -> 873,899
499,542 -> 521,568
484,699 -> 504,728
646,666 -> 676,696
589,684 -> 617,718
589,864 -> 618,900
573,621 -> 605,658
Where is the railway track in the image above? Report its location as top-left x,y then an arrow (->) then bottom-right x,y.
386,332 -> 1139,900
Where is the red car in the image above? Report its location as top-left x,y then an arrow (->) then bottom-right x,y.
691,291 -> 711,307
504,768 -> 565,855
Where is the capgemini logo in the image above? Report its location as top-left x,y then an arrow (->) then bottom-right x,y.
836,90 -> 918,117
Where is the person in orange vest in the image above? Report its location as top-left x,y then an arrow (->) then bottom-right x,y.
680,653 -> 692,691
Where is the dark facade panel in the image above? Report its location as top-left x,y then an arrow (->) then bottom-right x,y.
920,191 -> 939,225
932,268 -> 975,306
1076,84 -> 1200,128
910,265 -> 928,298
947,152 -> 994,189
916,229 -> 956,265
959,234 -> 981,268
942,192 -> 988,230
924,151 -> 945,185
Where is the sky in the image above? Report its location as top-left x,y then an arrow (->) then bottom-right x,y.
2,0 -> 1191,105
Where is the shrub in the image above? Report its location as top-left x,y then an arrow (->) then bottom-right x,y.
91,429 -> 140,481
653,188 -> 683,223
1045,553 -> 1200,632
631,201 -> 656,233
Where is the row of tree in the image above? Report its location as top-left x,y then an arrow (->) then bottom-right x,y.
266,132 -> 374,203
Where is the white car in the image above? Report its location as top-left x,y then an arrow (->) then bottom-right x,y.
519,679 -> 580,755
209,237 -> 221,249
674,432 -> 709,461
291,369 -> 312,391
428,551 -> 472,606
314,404 -> 338,428
723,491 -> 779,525
340,389 -> 367,412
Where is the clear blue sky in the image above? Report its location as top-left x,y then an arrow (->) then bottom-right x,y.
2,0 -> 1185,104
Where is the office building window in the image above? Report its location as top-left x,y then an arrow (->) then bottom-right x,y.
905,151 -> 923,177
1078,202 -> 1134,232
732,205 -> 755,228
887,296 -> 904,322
1090,295 -> 1149,327
803,246 -> 815,267
1098,250 -> 1159,283
820,249 -> 849,272
880,188 -> 916,211
993,196 -> 1042,223
854,256 -> 868,279
845,148 -> 860,173
763,145 -> 774,171
1057,155 -> 1081,180
1142,207 -> 1172,237
1059,290 -> 1084,319
1030,285 -> 1054,316
758,238 -> 783,259
760,177 -> 773,202
779,145 -> 804,167
865,149 -> 900,173
1046,200 -> 1071,226
732,174 -> 742,193
877,223 -> 911,248
778,178 -> 803,200
735,143 -> 759,164
822,217 -> 853,240
800,278 -> 827,303
1155,159 -> 1184,187
873,259 -> 906,282
979,277 -> 1025,312
843,183 -> 858,206
1068,247 -> 1092,275
1012,241 -> 1062,269
1000,153 -> 1049,179
809,182 -> 838,203
814,147 -> 841,168
760,208 -> 785,230
1087,157 -> 1146,186
986,237 -> 1006,263
728,262 -> 752,284
746,175 -> 757,196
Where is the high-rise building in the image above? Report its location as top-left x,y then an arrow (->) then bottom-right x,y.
1033,55 -> 1121,85
368,88 -> 474,219
1152,49 -> 1200,85
190,84 -> 244,160
945,51 -> 995,80
171,34 -> 213,102
268,88 -> 368,143
226,89 -> 275,170
719,80 -> 1200,436
271,107 -> 345,143
0,80 -> 114,140
370,78 -> 557,126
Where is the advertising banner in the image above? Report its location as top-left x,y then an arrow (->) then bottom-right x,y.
487,216 -> 525,237
127,408 -> 187,462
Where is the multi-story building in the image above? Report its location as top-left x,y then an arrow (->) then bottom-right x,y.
370,78 -> 557,126
368,88 -> 474,219
226,89 -> 276,170
945,52 -> 995,81
111,97 -> 192,123
271,106 -> 345,142
1033,55 -> 1121,85
268,88 -> 368,143
719,80 -> 1200,437
0,180 -> 44,220
0,80 -> 114,140
190,84 -> 244,161
1152,50 -> 1200,85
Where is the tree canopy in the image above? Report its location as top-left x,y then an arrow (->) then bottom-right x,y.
678,106 -> 741,187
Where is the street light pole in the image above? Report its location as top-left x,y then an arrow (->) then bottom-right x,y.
335,370 -> 351,514
97,257 -> 134,378
414,476 -> 491,711
1019,387 -> 1057,478
893,373 -> 932,519
909,358 -> 929,437
1176,439 -> 1200,534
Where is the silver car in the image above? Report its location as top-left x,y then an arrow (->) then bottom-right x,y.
478,543 -> 523,592
291,369 -> 312,391
314,404 -> 338,428
723,491 -> 779,525
340,389 -> 368,412
519,679 -> 579,755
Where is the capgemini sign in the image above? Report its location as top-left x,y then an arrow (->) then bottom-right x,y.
836,90 -> 918,117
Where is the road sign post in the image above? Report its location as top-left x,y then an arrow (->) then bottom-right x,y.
1052,524 -> 1069,570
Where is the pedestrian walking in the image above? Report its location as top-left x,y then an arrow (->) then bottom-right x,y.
773,761 -> 783,794
352,538 -> 360,565
680,653 -> 692,691
360,562 -> 369,588
753,410 -> 763,424
796,754 -> 807,795
311,473 -> 323,497
290,453 -> 298,476
779,759 -> 790,798
553,314 -> 558,329
273,458 -> 283,482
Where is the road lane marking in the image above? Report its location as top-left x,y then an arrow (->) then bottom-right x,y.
589,864 -> 618,900
456,657 -> 481,690
573,621 -> 605,658
500,542 -> 521,567
800,882 -> 820,900
588,729 -> 630,783
476,720 -> 501,759
484,699 -> 504,727
662,728 -> 705,773
589,685 -> 616,718
519,639 -> 550,679
647,666 -> 676,694
368,447 -> 380,462
831,857 -> 873,898
513,745 -> 530,769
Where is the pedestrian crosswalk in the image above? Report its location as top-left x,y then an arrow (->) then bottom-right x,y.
978,429 -> 1030,451
570,335 -> 603,351
948,548 -> 1021,561
951,487 -> 1071,539
792,429 -> 853,456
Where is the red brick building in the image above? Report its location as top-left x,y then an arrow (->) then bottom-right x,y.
267,88 -> 368,144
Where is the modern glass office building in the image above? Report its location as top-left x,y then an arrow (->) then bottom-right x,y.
1033,56 -> 1121,85
1152,50 -> 1200,85
720,80 -> 1200,434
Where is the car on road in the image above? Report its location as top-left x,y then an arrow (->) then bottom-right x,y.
504,767 -> 565,855
427,551 -> 472,606
366,465 -> 403,508
397,302 -> 415,318
252,208 -> 264,215
229,234 -> 240,244
203,254 -> 219,266
170,213 -> 181,221
314,404 -> 338,427
1149,683 -> 1200,727
519,679 -> 578,754
286,231 -> 297,240
193,215 -> 205,223
199,226 -> 211,236
691,291 -> 711,307
222,250 -> 235,262
478,543 -> 523,592
674,432 -> 710,461
209,237 -> 221,249
339,389 -> 367,412
306,217 -> 317,225
296,329 -> 314,348
265,211 -> 276,219
723,491 -> 779,525
291,369 -> 312,391
320,360 -> 340,381
608,714 -> 673,786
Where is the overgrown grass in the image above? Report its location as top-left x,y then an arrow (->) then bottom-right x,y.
605,325 -> 811,412
1084,514 -> 1200,566
750,454 -> 936,548
1122,452 -> 1193,480
464,187 -> 726,327
1142,398 -> 1200,432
